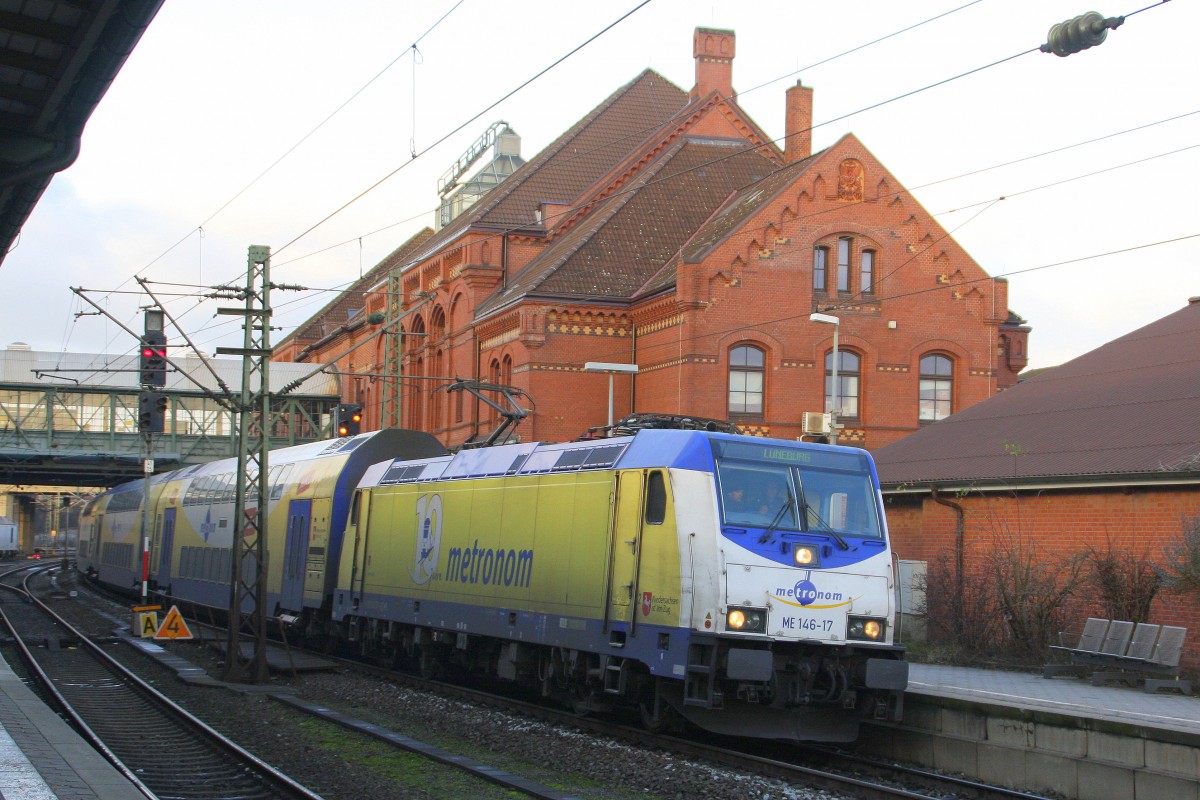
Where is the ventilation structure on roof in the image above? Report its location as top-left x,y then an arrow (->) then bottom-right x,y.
436,122 -> 525,230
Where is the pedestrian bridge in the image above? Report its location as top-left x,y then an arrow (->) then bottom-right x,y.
0,345 -> 341,487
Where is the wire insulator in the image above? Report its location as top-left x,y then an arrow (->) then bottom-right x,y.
1041,11 -> 1125,57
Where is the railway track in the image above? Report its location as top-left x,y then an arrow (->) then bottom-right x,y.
0,564 -> 323,800
279,633 -> 1055,800
56,570 -> 1055,800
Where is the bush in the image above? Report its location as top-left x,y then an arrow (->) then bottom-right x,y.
1158,513 -> 1200,595
917,532 -> 1086,665
988,534 -> 1086,660
1086,543 -> 1160,623
919,553 -> 999,658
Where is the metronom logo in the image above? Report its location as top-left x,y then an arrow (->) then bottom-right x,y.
443,539 -> 534,588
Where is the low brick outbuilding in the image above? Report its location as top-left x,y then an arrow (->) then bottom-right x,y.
876,298 -> 1200,667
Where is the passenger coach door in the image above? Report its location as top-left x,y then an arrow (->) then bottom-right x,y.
347,490 -> 372,609
154,508 -> 176,589
281,499 -> 311,612
607,471 -> 645,627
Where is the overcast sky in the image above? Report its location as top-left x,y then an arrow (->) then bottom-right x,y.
4,0 -> 1197,373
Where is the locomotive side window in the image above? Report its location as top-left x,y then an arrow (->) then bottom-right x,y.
645,471 -> 666,525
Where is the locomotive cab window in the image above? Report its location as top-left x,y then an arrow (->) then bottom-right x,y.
713,441 -> 883,538
717,464 -> 798,529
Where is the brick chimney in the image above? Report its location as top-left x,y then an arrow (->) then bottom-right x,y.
691,28 -> 735,101
784,80 -> 813,163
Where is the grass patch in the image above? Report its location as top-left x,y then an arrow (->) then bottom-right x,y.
291,715 -> 527,799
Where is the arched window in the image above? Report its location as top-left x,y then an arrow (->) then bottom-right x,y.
824,350 -> 860,419
409,356 -> 425,429
430,348 -> 444,430
430,307 -> 447,343
728,345 -> 765,416
919,354 -> 953,421
488,358 -> 502,426
813,236 -> 879,297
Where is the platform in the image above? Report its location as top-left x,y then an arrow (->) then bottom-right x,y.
0,651 -> 144,800
908,662 -> 1200,737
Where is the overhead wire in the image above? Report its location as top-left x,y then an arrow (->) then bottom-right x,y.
180,130 -> 1198,354
271,0 -> 657,257
105,0 -> 660,355
269,0 -> 990,269
69,0 -> 1000,353
65,0 -> 470,360
73,2 -> 1191,376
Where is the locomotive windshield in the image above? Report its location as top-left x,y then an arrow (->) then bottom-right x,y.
713,441 -> 883,538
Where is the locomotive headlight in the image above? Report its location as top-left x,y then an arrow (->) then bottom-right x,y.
726,606 -> 767,634
792,544 -> 820,568
847,616 -> 886,641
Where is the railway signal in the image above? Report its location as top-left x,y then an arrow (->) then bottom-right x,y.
138,391 -> 167,434
140,309 -> 167,386
336,403 -> 363,437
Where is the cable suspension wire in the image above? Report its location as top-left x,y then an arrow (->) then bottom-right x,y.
75,3 -> 1187,364
109,1 -> 468,282
69,1 -> 1028,332
273,0 -> 656,256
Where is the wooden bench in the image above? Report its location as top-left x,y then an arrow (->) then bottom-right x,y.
1043,618 -> 1192,694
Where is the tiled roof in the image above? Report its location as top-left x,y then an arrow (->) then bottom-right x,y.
677,151 -> 818,265
477,137 -> 775,315
414,69 -> 692,264
874,299 -> 1200,486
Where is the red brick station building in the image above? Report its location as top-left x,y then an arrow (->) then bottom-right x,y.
275,28 -> 1029,449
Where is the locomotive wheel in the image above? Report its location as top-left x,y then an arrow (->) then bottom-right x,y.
639,696 -> 667,732
638,686 -> 678,733
570,680 -> 597,716
417,646 -> 445,680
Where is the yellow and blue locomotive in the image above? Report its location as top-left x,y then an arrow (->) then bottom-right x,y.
334,429 -> 906,741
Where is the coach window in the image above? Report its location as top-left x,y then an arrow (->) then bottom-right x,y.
645,471 -> 666,525
824,349 -> 861,419
728,345 -> 765,417
813,246 -> 828,291
861,249 -> 875,295
919,354 -> 953,421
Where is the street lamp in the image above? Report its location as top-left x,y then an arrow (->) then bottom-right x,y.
583,362 -> 639,430
809,313 -> 840,444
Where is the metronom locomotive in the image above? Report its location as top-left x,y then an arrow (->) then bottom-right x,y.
78,425 -> 907,742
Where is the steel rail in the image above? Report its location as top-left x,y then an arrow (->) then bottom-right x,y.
1,566 -> 325,800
